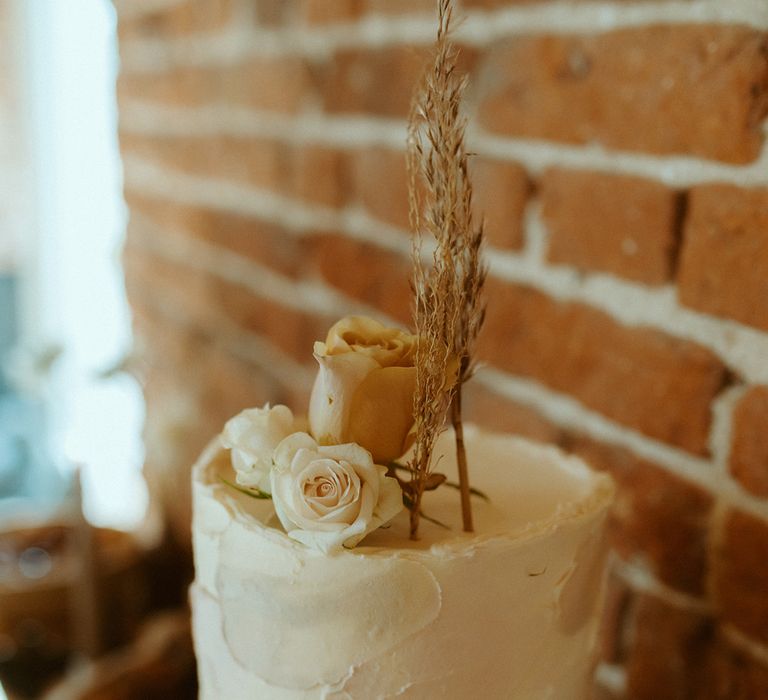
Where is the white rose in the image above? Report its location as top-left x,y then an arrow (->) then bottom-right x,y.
221,404 -> 295,494
308,316 -> 418,465
270,432 -> 403,553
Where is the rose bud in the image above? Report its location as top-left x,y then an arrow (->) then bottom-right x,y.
308,316 -> 418,465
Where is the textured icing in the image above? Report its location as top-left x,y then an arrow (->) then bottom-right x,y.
191,427 -> 614,699
218,551 -> 441,688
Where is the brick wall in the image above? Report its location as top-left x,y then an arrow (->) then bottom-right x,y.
115,0 -> 768,696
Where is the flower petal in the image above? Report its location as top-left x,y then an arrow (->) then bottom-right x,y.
308,352 -> 379,446
274,433 -> 317,473
348,366 -> 417,464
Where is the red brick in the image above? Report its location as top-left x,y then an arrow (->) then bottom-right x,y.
599,586 -> 768,699
320,45 -> 477,119
477,27 -> 768,164
120,133 -> 286,190
349,147 -> 410,229
134,301 -> 285,420
118,66 -> 215,108
135,300 -> 299,550
288,144 -> 348,208
305,233 -> 413,325
465,0 -> 687,6
117,0 -> 234,39
126,203 -> 415,328
321,45 -> 427,118
714,509 -> 768,645
703,634 -> 768,700
253,0 -> 301,27
123,241 -> 336,366
541,169 -> 681,284
118,57 -> 312,113
480,281 -> 728,454
470,157 -> 530,250
300,0 -> 362,24
237,56 -> 314,112
678,185 -> 768,331
462,382 -> 562,444
301,0 -> 442,21
212,280 -> 335,368
123,136 -> 351,209
566,437 -> 713,594
624,595 -> 713,700
363,0 -> 436,14
124,194 -> 305,279
729,387 -> 768,498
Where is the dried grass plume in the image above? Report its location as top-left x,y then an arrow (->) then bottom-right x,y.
406,0 -> 487,539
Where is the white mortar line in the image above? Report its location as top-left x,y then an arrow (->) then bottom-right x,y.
123,154 -> 768,385
130,286 -> 315,393
487,252 -> 768,386
615,559 -> 712,613
594,663 -> 627,696
458,0 -> 768,34
119,101 -> 768,188
124,154 -> 411,253
118,0 -> 768,71
119,101 -> 410,148
721,480 -> 768,522
470,129 -> 768,188
708,384 -> 749,474
477,367 -> 768,520
722,625 -> 768,666
128,210 -> 381,320
520,200 -> 549,265
474,367 -> 715,482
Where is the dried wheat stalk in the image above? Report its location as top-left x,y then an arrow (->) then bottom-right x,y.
407,0 -> 486,539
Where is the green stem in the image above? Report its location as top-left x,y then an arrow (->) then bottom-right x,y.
218,475 -> 272,500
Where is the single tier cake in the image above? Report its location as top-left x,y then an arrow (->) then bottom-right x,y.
191,426 -> 614,699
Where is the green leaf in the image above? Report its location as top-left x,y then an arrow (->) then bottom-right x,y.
218,475 -> 272,500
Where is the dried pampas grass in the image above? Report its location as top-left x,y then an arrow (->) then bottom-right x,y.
407,0 -> 486,539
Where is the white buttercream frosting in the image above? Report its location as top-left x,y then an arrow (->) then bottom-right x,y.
191,427 -> 614,699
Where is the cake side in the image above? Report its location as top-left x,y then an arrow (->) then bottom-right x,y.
191,428 -> 614,699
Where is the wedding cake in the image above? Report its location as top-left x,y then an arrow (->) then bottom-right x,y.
190,3 -> 614,695
189,318 -> 614,699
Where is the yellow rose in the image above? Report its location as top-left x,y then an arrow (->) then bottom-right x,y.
308,316 -> 417,464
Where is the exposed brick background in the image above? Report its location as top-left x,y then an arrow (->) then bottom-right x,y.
678,185 -> 768,331
115,0 -> 768,696
477,26 -> 768,163
541,169 -> 682,284
729,387 -> 768,498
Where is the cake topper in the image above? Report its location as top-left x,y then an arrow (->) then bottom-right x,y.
406,0 -> 487,539
218,0 -> 486,550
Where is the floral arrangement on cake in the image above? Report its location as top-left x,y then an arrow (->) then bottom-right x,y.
219,0 -> 485,552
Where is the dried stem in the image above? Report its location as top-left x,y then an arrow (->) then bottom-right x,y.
451,368 -> 473,532
407,0 -> 486,538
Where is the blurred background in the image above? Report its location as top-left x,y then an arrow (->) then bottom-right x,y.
1,0 -> 768,698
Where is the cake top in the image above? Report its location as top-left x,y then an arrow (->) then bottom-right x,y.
209,0 -> 614,554
201,424 -> 613,557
